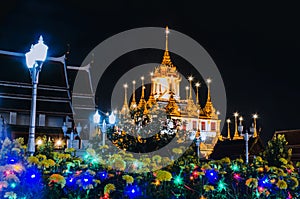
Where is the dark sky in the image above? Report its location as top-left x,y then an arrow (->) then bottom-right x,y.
1,1 -> 300,143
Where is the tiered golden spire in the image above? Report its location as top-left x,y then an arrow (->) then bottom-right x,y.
202,78 -> 217,119
130,80 -> 137,110
138,76 -> 147,111
120,83 -> 130,115
165,93 -> 181,116
161,26 -> 174,67
147,72 -> 156,108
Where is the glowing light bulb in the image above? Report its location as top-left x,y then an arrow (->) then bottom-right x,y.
234,112 -> 239,117
253,113 -> 258,119
188,76 -> 193,81
123,83 -> 128,88
206,78 -> 212,84
226,119 -> 231,123
195,82 -> 200,87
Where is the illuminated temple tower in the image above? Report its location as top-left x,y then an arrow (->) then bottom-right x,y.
120,26 -> 221,158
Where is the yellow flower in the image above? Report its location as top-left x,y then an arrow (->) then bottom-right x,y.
172,148 -> 183,155
49,174 -> 66,188
104,183 -> 116,194
279,158 -> 288,165
276,179 -> 287,189
203,185 -> 215,192
156,170 -> 172,182
201,164 -> 212,171
245,178 -> 258,188
152,155 -> 162,163
220,157 -> 231,165
288,177 -> 299,190
122,175 -> 134,184
256,167 -> 264,173
47,159 -> 56,167
36,154 -> 47,161
86,148 -> 96,156
12,164 -> 24,173
113,159 -> 126,171
27,156 -> 39,165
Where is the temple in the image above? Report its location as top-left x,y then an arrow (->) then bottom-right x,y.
119,26 -> 221,158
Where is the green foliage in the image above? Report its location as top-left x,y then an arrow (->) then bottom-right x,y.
261,134 -> 292,167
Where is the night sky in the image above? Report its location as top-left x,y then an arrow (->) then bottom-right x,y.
1,1 -> 300,143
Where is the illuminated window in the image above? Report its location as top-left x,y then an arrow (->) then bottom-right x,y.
211,122 -> 216,131
193,121 -> 197,130
201,121 -> 206,131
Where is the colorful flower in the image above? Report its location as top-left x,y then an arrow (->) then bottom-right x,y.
49,174 -> 66,188
203,185 -> 215,192
156,170 -> 172,182
104,183 -> 116,194
245,178 -> 258,188
122,175 -> 134,184
276,179 -> 287,190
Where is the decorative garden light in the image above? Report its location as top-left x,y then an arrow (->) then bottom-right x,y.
25,36 -> 48,155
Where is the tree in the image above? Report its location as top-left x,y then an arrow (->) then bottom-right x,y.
261,134 -> 292,167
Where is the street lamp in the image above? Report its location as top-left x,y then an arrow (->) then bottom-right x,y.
25,36 -> 48,155
252,113 -> 258,138
93,110 -> 101,136
238,119 -> 254,164
62,122 -> 82,148
226,118 -> 231,140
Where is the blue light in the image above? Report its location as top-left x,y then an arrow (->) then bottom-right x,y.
125,185 -> 141,198
66,176 -> 77,187
98,171 -> 108,180
24,166 -> 41,184
205,169 -> 218,184
80,174 -> 93,187
258,176 -> 271,188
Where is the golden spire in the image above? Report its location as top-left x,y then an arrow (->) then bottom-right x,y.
195,82 -> 201,105
161,26 -> 173,67
188,76 -> 193,100
232,112 -> 243,140
130,80 -> 137,110
202,78 -> 217,119
165,93 -> 180,116
147,72 -> 156,108
121,83 -> 130,115
138,76 -> 147,108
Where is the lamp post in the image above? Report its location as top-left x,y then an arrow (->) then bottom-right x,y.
93,110 -> 101,136
252,113 -> 258,138
25,36 -> 48,155
62,122 -> 82,148
226,118 -> 231,140
238,119 -> 254,164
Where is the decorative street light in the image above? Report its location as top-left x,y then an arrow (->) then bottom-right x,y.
101,120 -> 107,146
238,119 -> 254,164
61,122 -> 82,148
226,118 -> 231,140
25,36 -> 48,155
93,110 -> 101,136
252,113 -> 258,138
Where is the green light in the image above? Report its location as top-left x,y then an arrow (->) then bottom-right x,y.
174,175 -> 183,186
10,182 -> 17,188
217,179 -> 227,192
231,164 -> 239,172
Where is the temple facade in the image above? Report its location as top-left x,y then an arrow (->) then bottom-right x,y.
120,27 -> 221,158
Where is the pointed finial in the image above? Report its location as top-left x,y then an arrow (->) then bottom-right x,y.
38,35 -> 44,43
165,26 -> 169,51
206,78 -> 212,102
